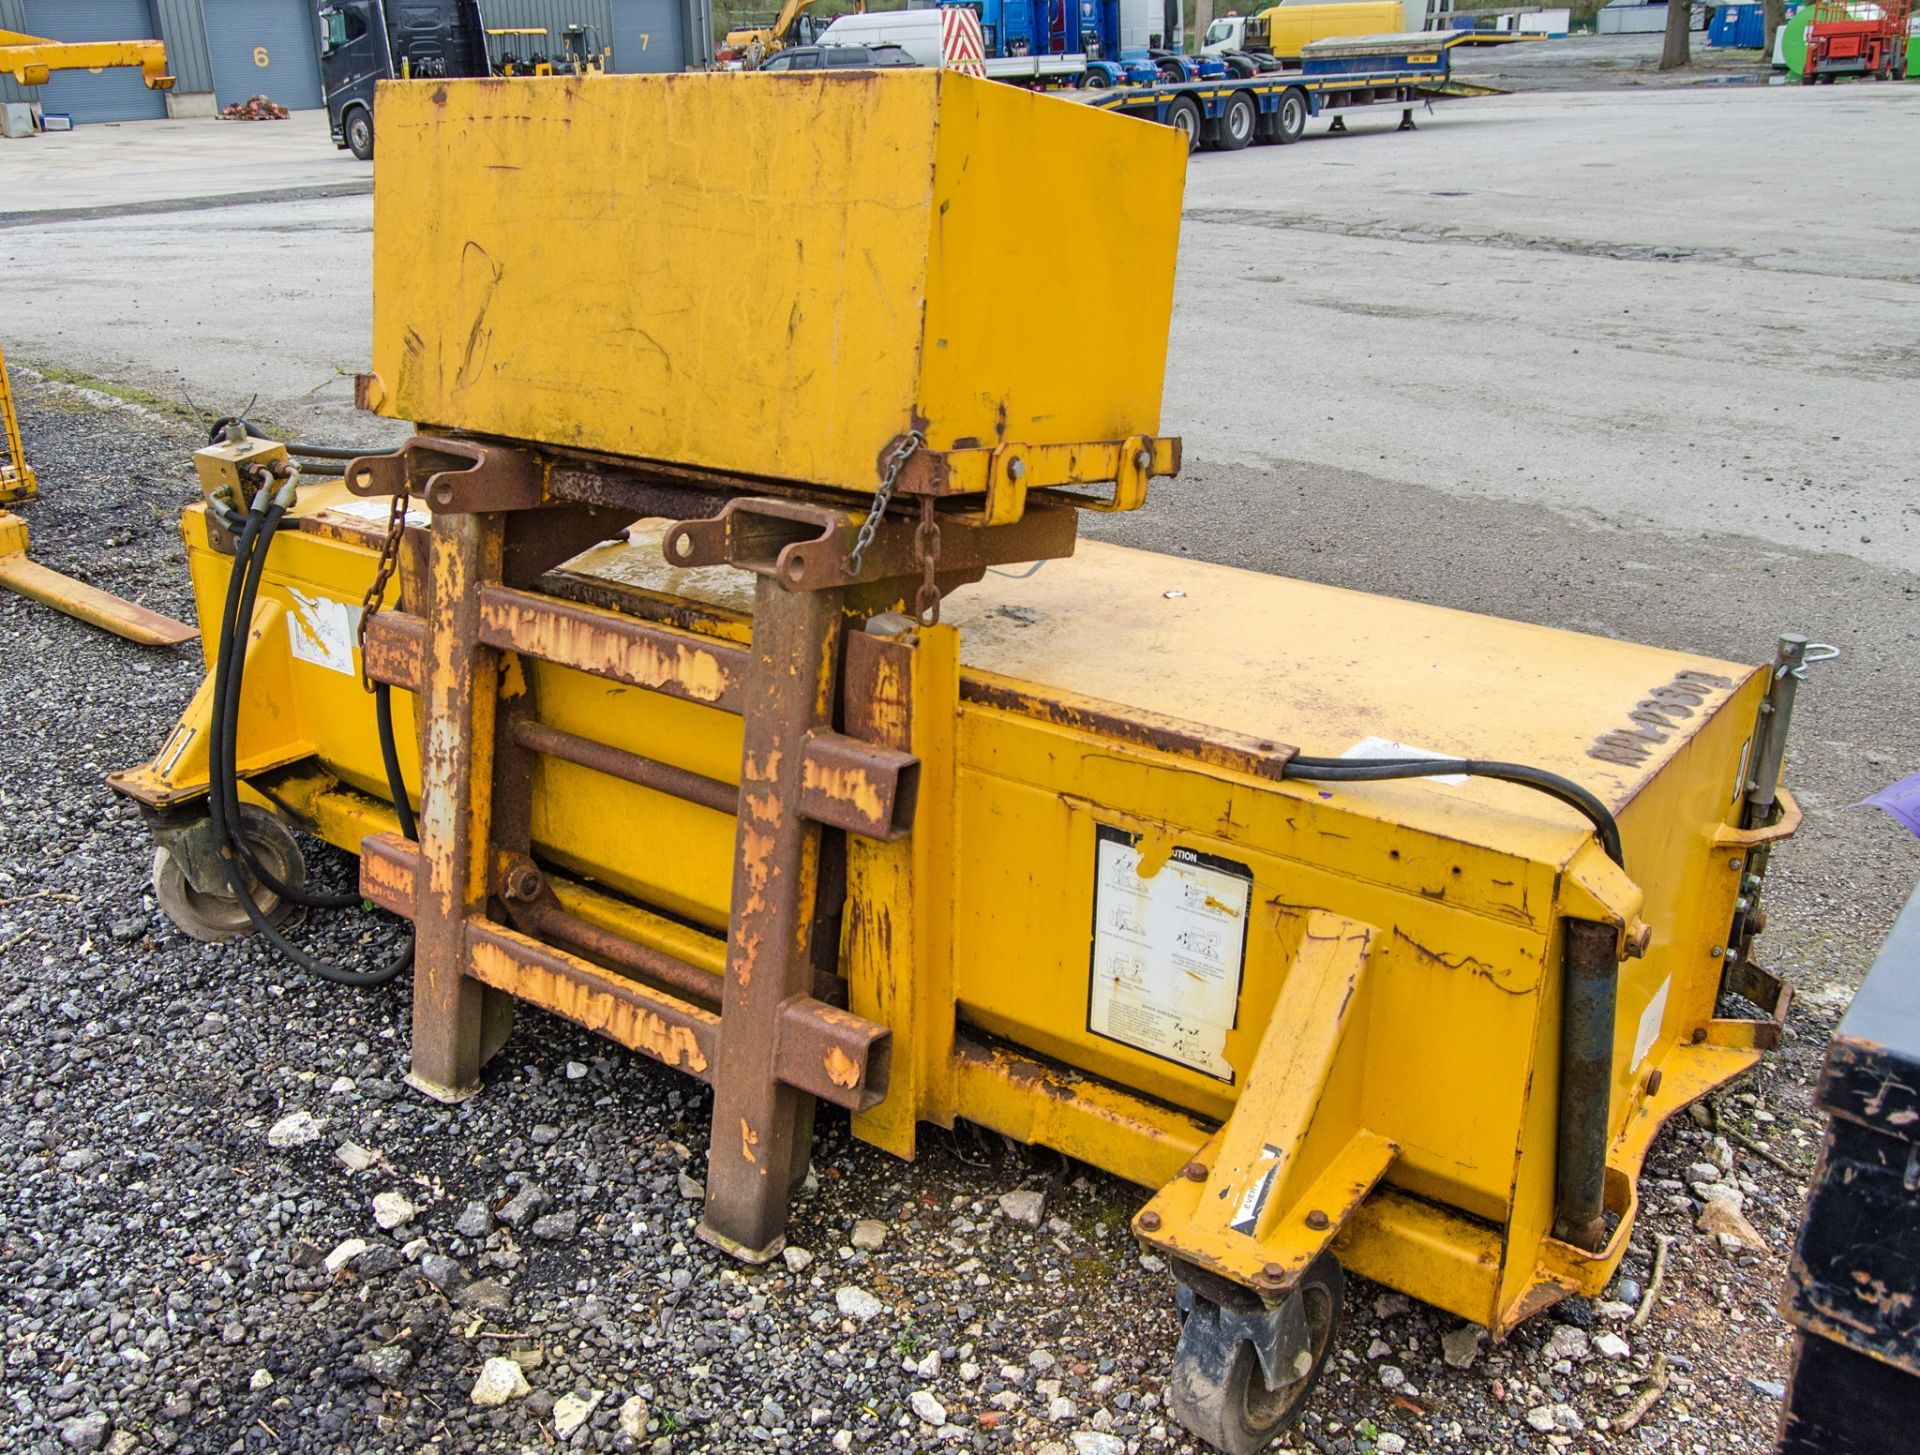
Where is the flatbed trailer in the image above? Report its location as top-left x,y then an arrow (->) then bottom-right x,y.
1078,30 -> 1489,150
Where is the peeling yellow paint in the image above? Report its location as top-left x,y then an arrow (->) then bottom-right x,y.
825,1045 -> 860,1089
497,651 -> 528,700
801,758 -> 884,825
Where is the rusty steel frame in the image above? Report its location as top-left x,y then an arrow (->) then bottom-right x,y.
346,433 -> 1074,1260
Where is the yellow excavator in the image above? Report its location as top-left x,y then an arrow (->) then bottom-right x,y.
719,0 -> 860,68
0,28 -> 173,93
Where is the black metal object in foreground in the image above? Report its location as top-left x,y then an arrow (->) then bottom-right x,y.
1778,878 -> 1920,1452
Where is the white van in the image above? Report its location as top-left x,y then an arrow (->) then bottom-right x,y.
814,11 -> 947,66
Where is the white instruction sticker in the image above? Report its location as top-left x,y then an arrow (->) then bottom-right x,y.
287,589 -> 360,676
1087,825 -> 1252,1082
1631,975 -> 1671,1070
326,497 -> 431,529
1339,736 -> 1469,786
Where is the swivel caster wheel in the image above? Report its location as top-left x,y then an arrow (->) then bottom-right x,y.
153,805 -> 306,943
1167,1253 -> 1345,1454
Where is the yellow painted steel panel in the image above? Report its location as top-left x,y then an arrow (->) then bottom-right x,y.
367,72 -> 1185,491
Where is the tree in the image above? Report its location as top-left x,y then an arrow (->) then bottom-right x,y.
1761,0 -> 1787,59
1193,0 -> 1217,49
1659,0 -> 1692,68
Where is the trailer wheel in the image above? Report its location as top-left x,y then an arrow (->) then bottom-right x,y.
1225,52 -> 1257,78
153,806 -> 305,944
345,105 -> 374,161
1167,1255 -> 1345,1455
1276,88 -> 1308,144
1217,92 -> 1256,151
1158,56 -> 1189,84
1166,96 -> 1204,154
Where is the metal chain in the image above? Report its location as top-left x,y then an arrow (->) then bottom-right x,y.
847,430 -> 924,577
356,488 -> 412,694
914,496 -> 943,627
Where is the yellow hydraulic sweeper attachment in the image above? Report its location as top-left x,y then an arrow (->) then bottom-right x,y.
111,72 -> 1805,1453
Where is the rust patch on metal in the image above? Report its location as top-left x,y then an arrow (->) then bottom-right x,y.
802,758 -> 882,822
464,921 -> 715,1077
358,832 -> 421,916
477,585 -> 740,708
961,674 -> 1298,783
362,609 -> 427,694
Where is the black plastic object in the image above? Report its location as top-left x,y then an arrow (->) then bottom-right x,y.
1778,879 -> 1920,1452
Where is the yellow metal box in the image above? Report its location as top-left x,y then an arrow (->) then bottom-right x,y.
365,72 -> 1188,495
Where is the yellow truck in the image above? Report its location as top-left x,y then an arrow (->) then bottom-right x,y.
1202,0 -> 1418,67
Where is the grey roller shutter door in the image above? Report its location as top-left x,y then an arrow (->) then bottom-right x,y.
608,0 -> 686,72
202,0 -> 325,109
20,0 -> 169,123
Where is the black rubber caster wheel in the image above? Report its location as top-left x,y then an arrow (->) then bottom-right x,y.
1167,1253 -> 1346,1454
153,805 -> 305,943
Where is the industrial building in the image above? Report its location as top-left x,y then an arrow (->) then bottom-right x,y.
0,0 -> 709,123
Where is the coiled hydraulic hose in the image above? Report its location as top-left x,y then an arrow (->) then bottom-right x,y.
1279,755 -> 1625,868
206,467 -> 415,987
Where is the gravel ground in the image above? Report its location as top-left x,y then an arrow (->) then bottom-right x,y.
2,382 -> 1915,1455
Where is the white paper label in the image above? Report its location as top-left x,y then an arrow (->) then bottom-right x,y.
1632,976 -> 1671,1070
327,497 -> 431,529
1087,827 -> 1252,1082
1339,736 -> 1469,785
287,589 -> 360,676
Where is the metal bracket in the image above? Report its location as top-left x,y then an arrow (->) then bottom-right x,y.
344,436 -> 546,514
663,495 -> 1079,592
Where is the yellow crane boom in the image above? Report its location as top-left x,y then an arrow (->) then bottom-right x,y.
0,29 -> 173,91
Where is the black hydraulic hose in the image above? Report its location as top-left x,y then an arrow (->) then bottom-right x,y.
1281,755 -> 1625,868
206,417 -> 383,464
204,483 -> 414,988
217,494 -> 361,911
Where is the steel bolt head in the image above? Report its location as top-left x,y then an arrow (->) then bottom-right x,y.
1304,1209 -> 1330,1231
1259,1262 -> 1287,1283
1181,1161 -> 1207,1183
1134,449 -> 1152,470
1007,458 -> 1026,480
1624,925 -> 1653,959
505,864 -> 541,900
1137,1210 -> 1161,1232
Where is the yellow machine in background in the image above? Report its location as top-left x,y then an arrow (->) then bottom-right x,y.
720,0 -> 836,66
0,342 -> 193,646
0,28 -> 173,92
112,72 -> 1804,1454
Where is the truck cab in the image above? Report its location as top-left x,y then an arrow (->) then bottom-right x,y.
316,0 -> 487,159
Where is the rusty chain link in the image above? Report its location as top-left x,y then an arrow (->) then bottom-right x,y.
847,430 -> 924,578
356,488 -> 412,694
914,496 -> 943,626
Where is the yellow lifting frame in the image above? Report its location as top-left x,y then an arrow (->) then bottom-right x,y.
0,29 -> 173,91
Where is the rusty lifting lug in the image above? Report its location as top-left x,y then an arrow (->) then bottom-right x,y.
344,435 -> 547,515
662,495 -> 1080,592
